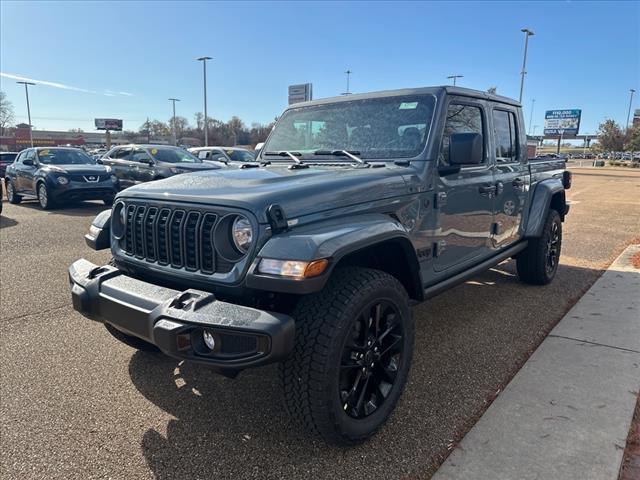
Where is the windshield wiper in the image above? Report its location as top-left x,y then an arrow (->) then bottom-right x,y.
263,151 -> 303,165
313,150 -> 368,166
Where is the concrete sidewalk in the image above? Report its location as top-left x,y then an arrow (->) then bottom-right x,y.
433,245 -> 640,480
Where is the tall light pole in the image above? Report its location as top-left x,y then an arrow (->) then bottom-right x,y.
197,56 -> 212,146
342,70 -> 352,95
168,98 -> 180,146
626,89 -> 636,128
16,81 -> 35,147
528,98 -> 536,135
519,28 -> 534,103
447,75 -> 463,86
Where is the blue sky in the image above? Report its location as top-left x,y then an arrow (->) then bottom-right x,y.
1,1 -> 638,136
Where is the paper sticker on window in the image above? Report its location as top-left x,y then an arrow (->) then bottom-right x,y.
226,150 -> 234,155
151,148 -> 158,155
399,102 -> 418,110
40,149 -> 50,156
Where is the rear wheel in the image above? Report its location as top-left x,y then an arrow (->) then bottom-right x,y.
280,267 -> 414,445
6,180 -> 21,204
517,208 -> 562,285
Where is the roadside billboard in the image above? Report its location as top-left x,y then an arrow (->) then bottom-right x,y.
94,118 -> 123,131
544,110 -> 581,138
288,84 -> 313,105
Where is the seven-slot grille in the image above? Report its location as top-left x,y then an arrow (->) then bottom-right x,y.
121,204 -> 235,274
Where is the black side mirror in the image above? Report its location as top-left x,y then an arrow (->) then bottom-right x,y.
23,159 -> 35,166
96,158 -> 104,164
450,133 -> 483,165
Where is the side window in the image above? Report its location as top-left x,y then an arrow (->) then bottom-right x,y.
197,151 -> 209,159
439,104 -> 484,165
25,150 -> 36,162
15,151 -> 27,163
112,148 -> 132,160
493,110 -> 518,163
131,148 -> 152,162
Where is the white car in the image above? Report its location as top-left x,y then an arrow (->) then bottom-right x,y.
188,146 -> 256,165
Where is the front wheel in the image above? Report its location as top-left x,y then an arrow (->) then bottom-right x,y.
516,208 -> 562,285
37,182 -> 55,210
280,267 -> 414,445
6,180 -> 21,204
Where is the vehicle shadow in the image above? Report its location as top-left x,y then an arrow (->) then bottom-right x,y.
15,200 -> 108,217
130,260 -> 605,480
0,214 -> 18,230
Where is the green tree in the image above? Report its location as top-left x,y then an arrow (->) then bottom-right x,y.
624,125 -> 640,152
596,119 -> 625,152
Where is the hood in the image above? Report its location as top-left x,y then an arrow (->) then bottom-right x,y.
119,165 -> 410,222
40,164 -> 110,175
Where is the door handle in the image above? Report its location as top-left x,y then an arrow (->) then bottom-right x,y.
479,185 -> 497,195
512,178 -> 525,187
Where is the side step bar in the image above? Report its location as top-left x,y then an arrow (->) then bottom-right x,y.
424,242 -> 528,299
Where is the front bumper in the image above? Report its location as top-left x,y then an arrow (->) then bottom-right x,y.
52,184 -> 116,202
68,259 -> 295,370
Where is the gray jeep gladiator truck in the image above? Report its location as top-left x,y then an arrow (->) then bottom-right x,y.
68,86 -> 571,444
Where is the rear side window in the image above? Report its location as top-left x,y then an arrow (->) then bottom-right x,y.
439,104 -> 484,166
493,110 -> 518,163
111,148 -> 132,160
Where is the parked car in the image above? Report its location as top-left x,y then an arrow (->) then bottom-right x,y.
99,144 -> 223,190
0,151 -> 19,179
189,146 -> 256,165
5,147 -> 118,209
69,86 -> 571,445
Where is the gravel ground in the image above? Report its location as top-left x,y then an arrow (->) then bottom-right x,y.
1,168 -> 639,480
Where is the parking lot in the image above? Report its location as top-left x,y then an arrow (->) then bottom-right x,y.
1,167 -> 639,480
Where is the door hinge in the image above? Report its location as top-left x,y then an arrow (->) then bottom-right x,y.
434,192 -> 447,208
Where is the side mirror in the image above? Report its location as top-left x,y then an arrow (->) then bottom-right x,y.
23,159 -> 35,166
450,133 -> 483,165
96,158 -> 104,164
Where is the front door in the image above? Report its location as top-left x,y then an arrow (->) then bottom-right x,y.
490,107 -> 529,248
131,148 -> 156,184
434,100 -> 495,272
16,149 -> 37,193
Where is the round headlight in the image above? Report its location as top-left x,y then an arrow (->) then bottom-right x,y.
110,174 -> 118,183
112,201 -> 126,240
231,216 -> 253,253
57,176 -> 69,185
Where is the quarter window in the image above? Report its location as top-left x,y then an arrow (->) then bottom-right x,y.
439,104 -> 484,165
493,110 -> 518,163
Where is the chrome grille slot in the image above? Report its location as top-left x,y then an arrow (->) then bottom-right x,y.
200,213 -> 217,274
169,210 -> 186,268
134,206 -> 147,258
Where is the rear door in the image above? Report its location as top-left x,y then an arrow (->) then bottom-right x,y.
434,99 -> 495,272
490,106 -> 529,248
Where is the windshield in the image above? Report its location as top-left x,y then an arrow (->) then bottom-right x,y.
37,149 -> 94,165
149,147 -> 201,164
264,94 -> 436,160
226,149 -> 255,162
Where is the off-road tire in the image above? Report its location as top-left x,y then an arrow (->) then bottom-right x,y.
517,208 -> 562,285
279,267 -> 414,445
104,323 -> 160,353
6,180 -> 21,204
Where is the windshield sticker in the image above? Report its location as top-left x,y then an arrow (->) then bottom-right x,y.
399,102 -> 418,110
40,149 -> 50,156
226,150 -> 234,155
151,148 -> 158,155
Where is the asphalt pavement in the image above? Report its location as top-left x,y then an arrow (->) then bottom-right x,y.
1,168 -> 639,480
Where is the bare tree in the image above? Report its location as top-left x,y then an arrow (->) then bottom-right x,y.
0,90 -> 15,135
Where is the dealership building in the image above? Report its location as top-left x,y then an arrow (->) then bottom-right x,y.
0,125 -> 172,151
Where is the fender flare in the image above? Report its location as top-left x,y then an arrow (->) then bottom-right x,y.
246,213 -> 422,297
524,179 -> 566,238
85,209 -> 112,250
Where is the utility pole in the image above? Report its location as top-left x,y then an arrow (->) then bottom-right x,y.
528,99 -> 535,135
16,81 -> 35,147
626,89 -> 636,128
146,117 -> 151,144
447,75 -> 463,86
197,56 -> 212,146
342,70 -> 353,95
519,28 -> 535,103
168,98 -> 180,146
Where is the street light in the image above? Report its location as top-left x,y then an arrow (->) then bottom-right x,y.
447,75 -> 463,86
16,81 -> 35,147
197,56 -> 212,146
168,98 -> 180,146
626,89 -> 636,128
519,28 -> 535,103
342,70 -> 353,95
528,99 -> 536,135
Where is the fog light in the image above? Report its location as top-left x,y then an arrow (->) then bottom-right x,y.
203,330 -> 216,350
